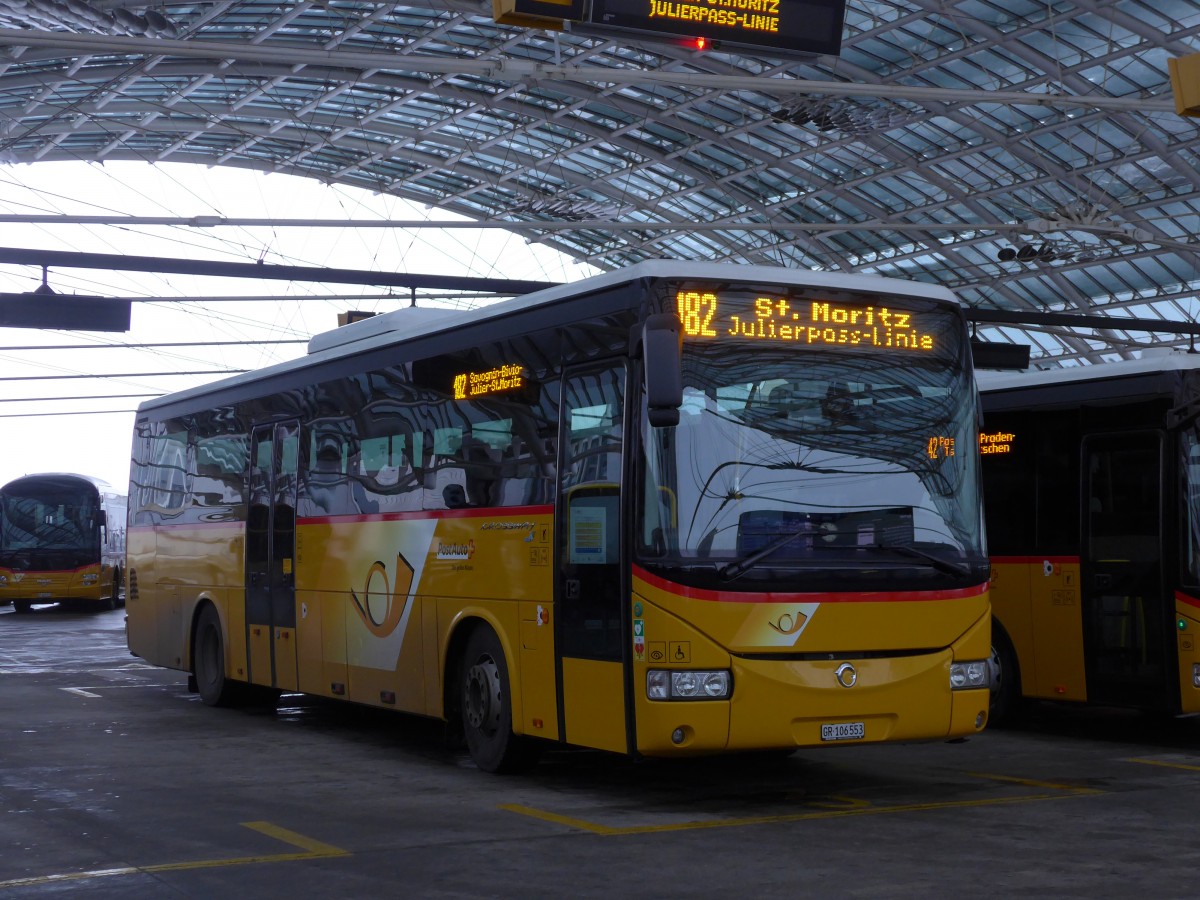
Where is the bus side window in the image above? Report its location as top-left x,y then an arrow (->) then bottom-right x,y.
425,426 -> 468,511
303,426 -> 356,516
141,425 -> 190,516
463,419 -> 511,508
194,433 -> 248,515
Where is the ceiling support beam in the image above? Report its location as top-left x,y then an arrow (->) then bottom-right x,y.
0,28 -> 1174,113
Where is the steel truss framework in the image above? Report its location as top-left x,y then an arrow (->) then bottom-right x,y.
1,0 -> 1199,366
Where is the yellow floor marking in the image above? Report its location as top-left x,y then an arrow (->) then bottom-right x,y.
502,772 -> 1099,835
1128,757 -> 1200,773
967,772 -> 1103,794
0,821 -> 349,889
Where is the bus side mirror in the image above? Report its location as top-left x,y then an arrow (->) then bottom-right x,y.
643,314 -> 682,427
98,509 -> 107,528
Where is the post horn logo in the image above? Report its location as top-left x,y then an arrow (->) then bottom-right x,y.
767,609 -> 808,635
350,552 -> 414,637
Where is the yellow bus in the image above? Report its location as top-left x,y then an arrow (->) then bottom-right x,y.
126,261 -> 991,772
0,473 -> 127,613
980,354 -> 1200,721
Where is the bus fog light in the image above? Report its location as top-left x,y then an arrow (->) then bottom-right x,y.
672,728 -> 685,744
950,660 -> 988,690
646,669 -> 731,700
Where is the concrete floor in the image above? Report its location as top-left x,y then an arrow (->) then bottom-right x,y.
2,602 -> 1199,898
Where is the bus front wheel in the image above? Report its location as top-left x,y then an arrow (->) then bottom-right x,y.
194,606 -> 238,707
460,627 -> 538,774
103,571 -> 120,611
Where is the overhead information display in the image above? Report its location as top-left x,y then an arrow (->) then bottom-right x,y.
494,0 -> 845,56
587,0 -> 845,55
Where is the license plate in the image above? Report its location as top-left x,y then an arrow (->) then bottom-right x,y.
820,722 -> 865,742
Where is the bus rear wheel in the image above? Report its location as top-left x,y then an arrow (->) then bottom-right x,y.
13,600 -> 32,614
194,605 -> 239,707
460,627 -> 538,774
989,632 -> 1023,726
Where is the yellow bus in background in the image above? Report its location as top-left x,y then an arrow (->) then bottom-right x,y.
126,261 -> 991,772
980,354 -> 1200,721
0,473 -> 126,613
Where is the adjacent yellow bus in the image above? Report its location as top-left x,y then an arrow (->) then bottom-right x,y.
980,354 -> 1200,721
0,473 -> 127,613
126,261 -> 991,772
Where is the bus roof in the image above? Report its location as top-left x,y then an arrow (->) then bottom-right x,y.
0,472 -> 116,495
307,260 -> 961,355
138,260 -> 961,415
977,350 -> 1200,393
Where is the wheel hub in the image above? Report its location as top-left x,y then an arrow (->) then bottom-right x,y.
465,658 -> 500,733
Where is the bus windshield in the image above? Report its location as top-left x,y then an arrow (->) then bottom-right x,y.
638,307 -> 986,591
0,486 -> 99,556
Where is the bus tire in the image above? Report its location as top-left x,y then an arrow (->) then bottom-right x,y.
989,630 -> 1023,726
193,605 -> 239,707
13,600 -> 32,614
102,571 -> 120,611
460,626 -> 538,774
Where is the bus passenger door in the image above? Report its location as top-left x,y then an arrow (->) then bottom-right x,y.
1081,431 -> 1173,710
247,421 -> 300,692
556,365 -> 631,755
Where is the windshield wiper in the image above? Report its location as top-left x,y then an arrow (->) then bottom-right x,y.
866,543 -> 971,577
718,526 -> 815,581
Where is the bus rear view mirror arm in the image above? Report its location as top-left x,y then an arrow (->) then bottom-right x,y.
643,313 -> 682,427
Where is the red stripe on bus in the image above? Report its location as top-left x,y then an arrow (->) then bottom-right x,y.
990,556 -> 1080,565
633,565 -> 988,604
300,504 -> 553,526
1177,591 -> 1200,610
128,504 -> 554,531
0,564 -> 99,575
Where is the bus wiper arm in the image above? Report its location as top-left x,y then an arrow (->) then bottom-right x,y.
718,526 -> 813,581
868,543 -> 970,577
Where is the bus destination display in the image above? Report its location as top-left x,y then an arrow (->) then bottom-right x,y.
588,0 -> 845,55
676,290 -> 937,352
453,364 -> 525,400
979,431 -> 1014,455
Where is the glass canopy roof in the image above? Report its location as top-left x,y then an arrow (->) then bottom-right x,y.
0,0 -> 1198,366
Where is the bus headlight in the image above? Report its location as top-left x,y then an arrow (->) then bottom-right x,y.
81,574 -> 98,585
1193,663 -> 1200,688
0,575 -> 6,585
647,669 -> 731,700
950,660 -> 989,690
